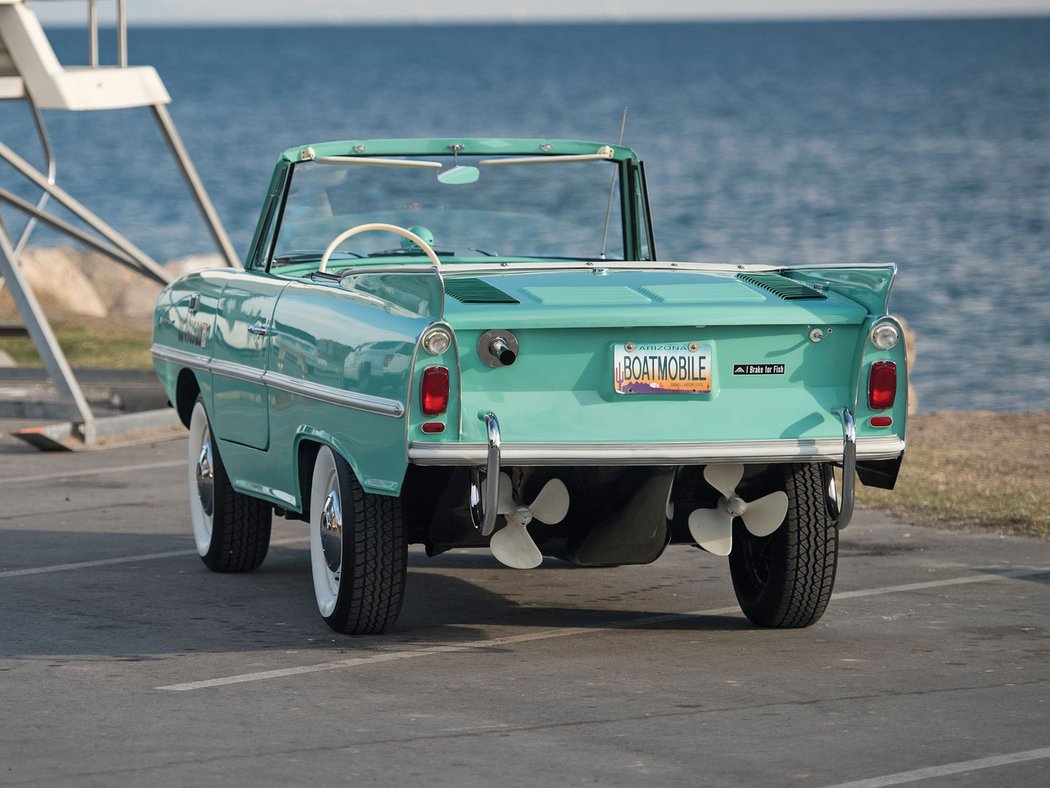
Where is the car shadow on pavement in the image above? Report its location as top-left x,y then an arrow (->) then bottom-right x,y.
0,531 -> 750,661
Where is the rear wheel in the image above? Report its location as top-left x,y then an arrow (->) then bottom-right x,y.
187,397 -> 272,572
728,463 -> 838,628
309,446 -> 407,634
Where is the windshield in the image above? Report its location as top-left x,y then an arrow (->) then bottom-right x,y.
269,155 -> 625,269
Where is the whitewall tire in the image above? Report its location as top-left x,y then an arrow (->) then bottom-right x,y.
309,445 -> 407,634
187,396 -> 271,572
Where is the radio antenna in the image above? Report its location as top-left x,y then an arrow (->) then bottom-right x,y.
599,106 -> 629,261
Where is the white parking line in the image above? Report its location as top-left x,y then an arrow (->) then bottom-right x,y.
158,610 -> 739,692
0,536 -> 308,579
832,569 -> 1048,599
157,567 -> 1047,692
825,745 -> 1050,787
0,549 -> 197,578
0,459 -> 185,487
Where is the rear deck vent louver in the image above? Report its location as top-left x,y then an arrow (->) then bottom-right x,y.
737,273 -> 827,300
444,279 -> 520,304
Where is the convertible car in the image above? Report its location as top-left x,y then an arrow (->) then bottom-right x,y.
151,138 -> 907,635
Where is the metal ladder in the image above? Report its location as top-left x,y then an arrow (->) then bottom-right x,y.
0,0 -> 236,448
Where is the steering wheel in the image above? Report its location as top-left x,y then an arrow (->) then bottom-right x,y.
318,223 -> 442,273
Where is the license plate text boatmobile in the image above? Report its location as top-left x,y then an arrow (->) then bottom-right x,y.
614,342 -> 712,394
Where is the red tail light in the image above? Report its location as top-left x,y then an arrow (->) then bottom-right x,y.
421,366 -> 449,415
868,361 -> 897,410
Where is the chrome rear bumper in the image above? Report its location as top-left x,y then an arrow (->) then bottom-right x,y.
411,431 -> 901,467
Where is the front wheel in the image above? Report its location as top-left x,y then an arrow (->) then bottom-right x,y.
187,396 -> 272,572
728,463 -> 838,628
309,446 -> 407,634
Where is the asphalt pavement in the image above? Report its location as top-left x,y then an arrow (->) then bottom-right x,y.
0,433 -> 1047,786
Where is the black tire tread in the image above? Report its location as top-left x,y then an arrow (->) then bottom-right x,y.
330,458 -> 407,635
194,396 -> 271,574
206,446 -> 272,573
729,463 -> 838,628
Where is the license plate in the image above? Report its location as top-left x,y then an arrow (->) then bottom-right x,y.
614,341 -> 712,394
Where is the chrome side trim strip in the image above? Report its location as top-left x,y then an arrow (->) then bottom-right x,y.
150,344 -> 404,418
408,435 -> 904,466
262,371 -> 404,418
150,343 -> 208,371
211,357 -> 265,385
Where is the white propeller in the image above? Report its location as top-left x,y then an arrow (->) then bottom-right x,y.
687,464 -> 788,557
489,473 -> 570,569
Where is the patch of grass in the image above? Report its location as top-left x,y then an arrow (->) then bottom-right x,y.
858,411 -> 1050,539
0,317 -> 153,369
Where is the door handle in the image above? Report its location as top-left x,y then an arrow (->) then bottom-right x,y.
248,321 -> 270,337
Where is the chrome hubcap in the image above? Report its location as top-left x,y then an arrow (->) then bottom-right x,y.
195,428 -> 214,517
319,489 -> 342,574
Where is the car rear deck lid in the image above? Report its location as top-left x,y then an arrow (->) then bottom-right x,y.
520,286 -> 652,305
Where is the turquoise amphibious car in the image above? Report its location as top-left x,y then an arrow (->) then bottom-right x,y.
151,138 -> 907,635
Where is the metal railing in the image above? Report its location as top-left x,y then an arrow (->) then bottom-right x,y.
86,0 -> 127,67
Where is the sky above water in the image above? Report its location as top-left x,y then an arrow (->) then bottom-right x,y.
30,0 -> 1050,24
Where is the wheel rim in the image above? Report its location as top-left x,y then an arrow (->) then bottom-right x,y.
320,489 -> 342,573
742,530 -> 773,589
196,432 -> 215,517
310,448 -> 343,618
188,401 -> 214,557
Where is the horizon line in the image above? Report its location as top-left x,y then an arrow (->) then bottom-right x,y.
35,10 -> 1050,28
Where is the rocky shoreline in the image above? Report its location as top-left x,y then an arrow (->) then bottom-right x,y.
3,246 -> 223,321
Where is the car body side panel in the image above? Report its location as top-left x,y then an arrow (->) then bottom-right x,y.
211,271 -> 288,450
259,279 -> 434,502
151,271 -> 221,414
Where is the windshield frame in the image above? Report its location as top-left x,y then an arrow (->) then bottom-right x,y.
246,139 -> 654,275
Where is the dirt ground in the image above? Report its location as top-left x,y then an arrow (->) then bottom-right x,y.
858,410 -> 1050,538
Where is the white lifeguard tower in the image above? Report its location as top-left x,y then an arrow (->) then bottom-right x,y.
0,0 -> 238,447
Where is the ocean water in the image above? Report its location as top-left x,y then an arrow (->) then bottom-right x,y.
1,19 -> 1047,412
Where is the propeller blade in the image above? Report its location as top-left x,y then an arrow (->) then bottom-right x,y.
688,506 -> 734,556
528,478 -> 570,525
489,522 -> 543,569
741,491 -> 789,537
495,472 -> 516,515
704,464 -> 744,499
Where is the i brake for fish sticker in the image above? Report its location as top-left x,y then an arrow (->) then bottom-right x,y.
733,363 -> 785,375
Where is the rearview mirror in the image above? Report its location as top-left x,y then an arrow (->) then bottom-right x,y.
437,165 -> 480,185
